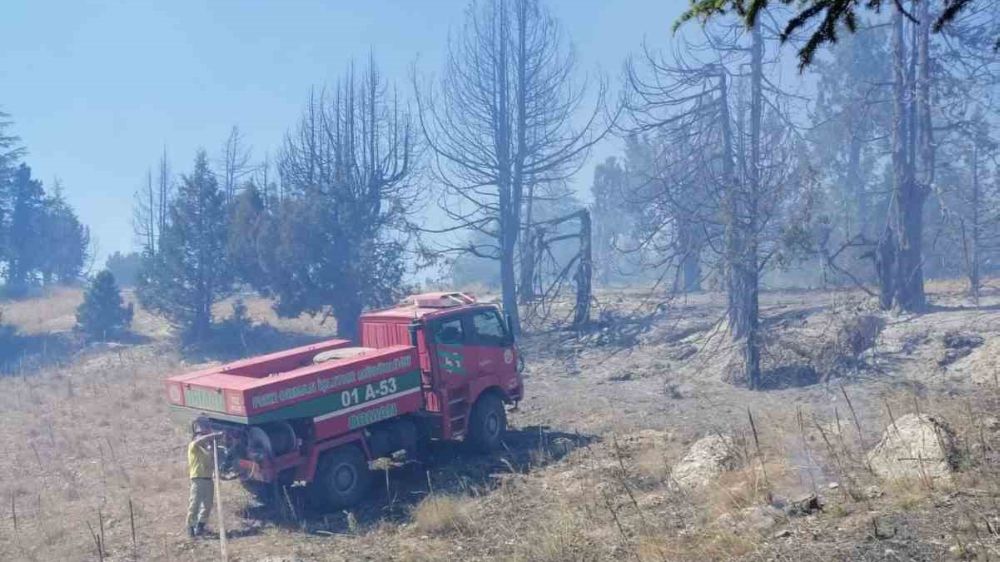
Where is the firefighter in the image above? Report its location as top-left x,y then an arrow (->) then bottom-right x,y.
186,418 -> 221,537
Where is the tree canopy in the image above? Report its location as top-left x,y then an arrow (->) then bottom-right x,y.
137,150 -> 232,341
675,0 -> 990,68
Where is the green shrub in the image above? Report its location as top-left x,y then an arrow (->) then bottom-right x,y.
75,270 -> 133,341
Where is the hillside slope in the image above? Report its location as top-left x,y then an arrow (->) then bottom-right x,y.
1,282 -> 999,561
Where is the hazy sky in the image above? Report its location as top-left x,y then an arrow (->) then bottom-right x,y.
1,0 -> 685,263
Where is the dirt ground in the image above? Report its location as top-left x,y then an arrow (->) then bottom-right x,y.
2,281 -> 1000,561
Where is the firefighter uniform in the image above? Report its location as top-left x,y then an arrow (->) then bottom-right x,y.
186,438 -> 215,534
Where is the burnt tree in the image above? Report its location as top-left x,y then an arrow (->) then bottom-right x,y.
416,0 -> 607,336
520,208 -> 593,328
623,19 -> 803,389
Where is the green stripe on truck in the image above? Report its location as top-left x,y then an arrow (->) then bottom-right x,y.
175,370 -> 423,425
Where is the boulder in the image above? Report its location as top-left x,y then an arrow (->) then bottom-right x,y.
671,435 -> 741,490
867,414 -> 957,482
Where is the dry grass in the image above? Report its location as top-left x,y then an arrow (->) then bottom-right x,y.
636,528 -> 759,562
214,293 -> 336,337
2,281 -> 1000,560
632,445 -> 671,483
704,461 -> 785,517
507,503 -> 606,562
410,495 -> 477,536
1,287 -> 335,341
1,344 -> 998,561
0,343 -> 194,562
1,286 -> 82,334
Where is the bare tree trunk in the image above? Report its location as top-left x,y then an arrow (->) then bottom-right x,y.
678,222 -> 701,293
846,127 -> 866,239
133,167 -> 159,256
573,209 -> 592,327
515,0 -> 532,306
719,70 -> 740,336
336,279 -> 364,342
501,232 -> 521,335
739,19 -> 764,390
497,0 -> 522,336
969,140 -> 981,302
145,169 -> 156,253
914,0 -> 933,298
888,1 -> 927,312
158,148 -> 170,240
519,188 -> 536,304
682,253 -> 701,293
717,58 -> 759,389
876,230 -> 896,309
894,191 -> 926,311
519,224 -> 540,303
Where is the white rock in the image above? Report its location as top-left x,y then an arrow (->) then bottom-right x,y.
867,414 -> 956,482
671,434 -> 741,490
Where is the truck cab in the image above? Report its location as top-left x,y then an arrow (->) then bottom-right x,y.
359,292 -> 524,447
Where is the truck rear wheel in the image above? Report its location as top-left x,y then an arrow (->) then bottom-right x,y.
467,393 -> 507,452
313,445 -> 372,509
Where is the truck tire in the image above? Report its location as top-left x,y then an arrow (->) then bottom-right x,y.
313,445 -> 372,509
466,393 -> 507,452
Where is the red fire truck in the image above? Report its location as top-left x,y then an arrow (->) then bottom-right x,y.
164,292 -> 523,508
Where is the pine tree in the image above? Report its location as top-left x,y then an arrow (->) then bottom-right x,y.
5,164 -> 46,295
0,112 -> 26,281
37,181 -> 90,284
226,183 -> 267,287
0,115 -> 89,293
137,150 -> 232,341
76,270 -> 133,341
590,157 -> 628,286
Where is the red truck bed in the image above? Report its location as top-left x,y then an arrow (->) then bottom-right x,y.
165,339 -> 424,434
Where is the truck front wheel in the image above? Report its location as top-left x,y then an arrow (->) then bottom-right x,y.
467,393 -> 507,452
313,445 -> 372,509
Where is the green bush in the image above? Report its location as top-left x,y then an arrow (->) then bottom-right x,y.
75,270 -> 133,341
